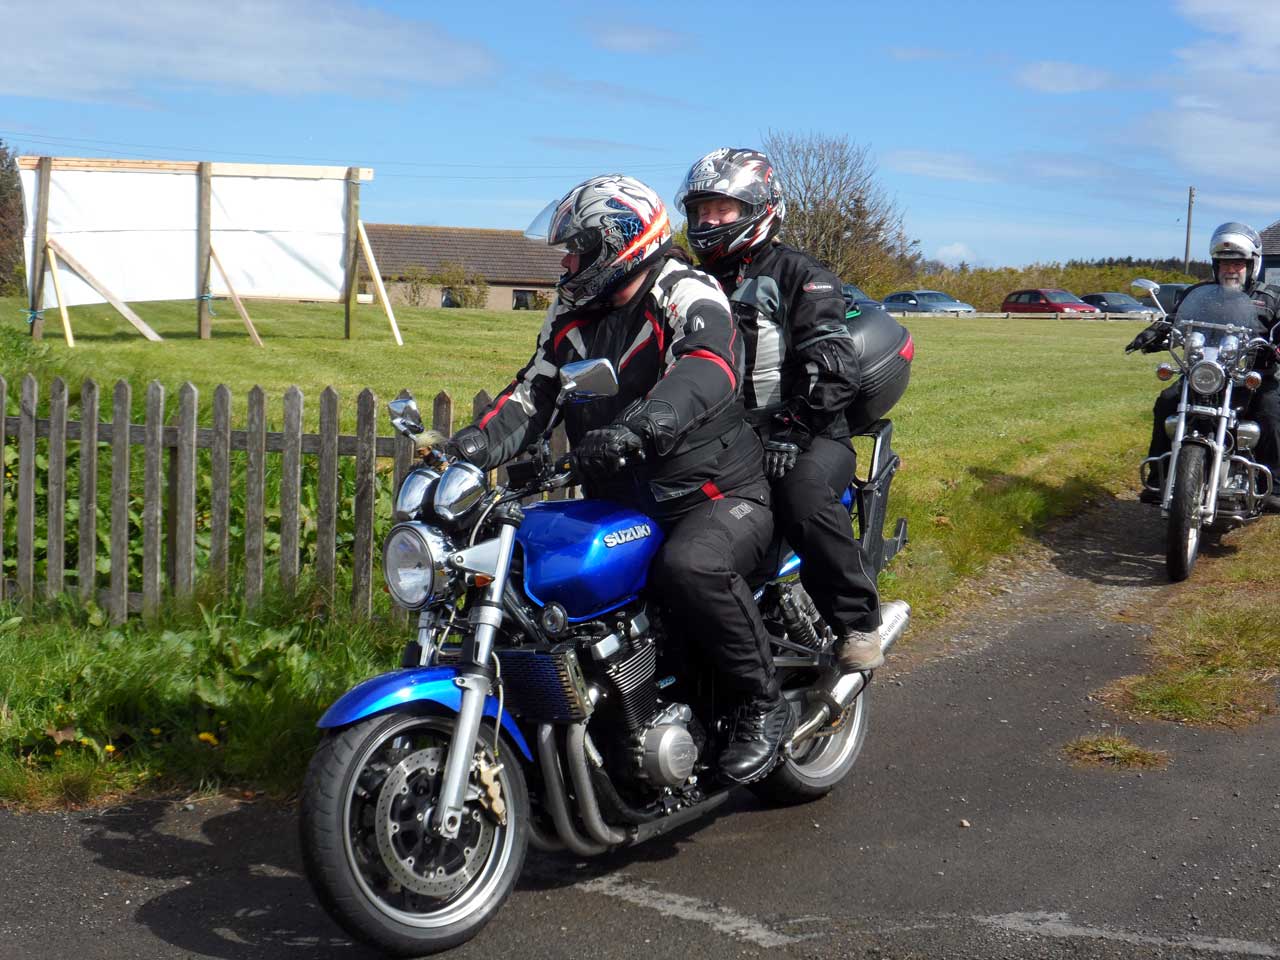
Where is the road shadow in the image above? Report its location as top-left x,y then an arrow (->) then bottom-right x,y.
82,797 -> 377,960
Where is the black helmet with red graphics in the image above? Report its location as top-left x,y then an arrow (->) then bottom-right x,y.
675,147 -> 785,267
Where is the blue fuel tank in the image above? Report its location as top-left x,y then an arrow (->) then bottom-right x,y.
516,499 -> 664,622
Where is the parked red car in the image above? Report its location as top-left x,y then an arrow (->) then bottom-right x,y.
1002,288 -> 1100,314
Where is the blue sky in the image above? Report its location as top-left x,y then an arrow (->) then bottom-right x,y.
3,0 -> 1278,269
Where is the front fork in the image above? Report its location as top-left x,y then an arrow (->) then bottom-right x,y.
1163,378 -> 1233,523
432,511 -> 520,839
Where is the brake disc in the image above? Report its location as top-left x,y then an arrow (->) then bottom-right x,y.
373,747 -> 494,898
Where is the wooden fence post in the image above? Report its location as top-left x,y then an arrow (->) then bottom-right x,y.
174,383 -> 198,597
351,388 -> 376,616
109,381 -> 131,624
78,379 -> 99,604
46,378 -> 68,597
142,381 -> 164,618
432,391 -> 453,435
29,157 -> 50,340
17,376 -> 37,605
280,386 -> 303,593
343,167 -> 360,339
209,385 -> 231,591
316,387 -> 340,600
244,386 -> 266,608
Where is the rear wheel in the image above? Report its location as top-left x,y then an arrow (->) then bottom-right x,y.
1167,444 -> 1207,582
299,711 -> 529,957
749,685 -> 870,805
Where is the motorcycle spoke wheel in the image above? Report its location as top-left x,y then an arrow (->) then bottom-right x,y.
1167,445 -> 1207,582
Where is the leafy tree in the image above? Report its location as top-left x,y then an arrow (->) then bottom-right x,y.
430,261 -> 489,309
762,130 -> 919,291
0,140 -> 23,296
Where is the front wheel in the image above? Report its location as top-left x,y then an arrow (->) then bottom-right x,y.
749,686 -> 870,805
1167,444 -> 1208,582
299,711 -> 529,957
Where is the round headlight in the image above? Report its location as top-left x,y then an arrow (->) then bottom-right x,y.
1189,360 -> 1225,396
393,467 -> 439,522
434,461 -> 488,522
382,522 -> 450,609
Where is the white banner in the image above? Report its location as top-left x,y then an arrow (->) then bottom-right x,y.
21,160 -> 364,308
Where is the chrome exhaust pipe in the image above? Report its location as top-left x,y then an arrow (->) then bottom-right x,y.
536,724 -> 607,857
789,600 -> 911,747
566,721 -> 627,847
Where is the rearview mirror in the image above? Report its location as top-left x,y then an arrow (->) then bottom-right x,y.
559,358 -> 619,400
388,390 -> 425,437
1131,278 -> 1161,295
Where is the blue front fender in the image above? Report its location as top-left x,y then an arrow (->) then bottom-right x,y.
317,666 -> 533,762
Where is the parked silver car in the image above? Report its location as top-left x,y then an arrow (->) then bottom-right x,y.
882,289 -> 976,314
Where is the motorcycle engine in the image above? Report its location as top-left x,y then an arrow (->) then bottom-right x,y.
633,702 -> 699,787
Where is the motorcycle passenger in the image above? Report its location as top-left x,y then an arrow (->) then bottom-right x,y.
1127,221 -> 1280,509
448,174 -> 795,784
675,148 -> 889,672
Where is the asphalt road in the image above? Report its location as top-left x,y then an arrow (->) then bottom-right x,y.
2,497 -> 1277,960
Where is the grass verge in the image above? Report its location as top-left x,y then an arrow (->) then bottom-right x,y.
1102,517 -> 1280,727
3,297 -> 1167,805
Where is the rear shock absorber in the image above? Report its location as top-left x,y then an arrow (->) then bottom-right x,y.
778,585 -> 821,649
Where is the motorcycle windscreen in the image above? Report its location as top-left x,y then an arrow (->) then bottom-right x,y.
516,499 -> 664,621
1176,285 -> 1264,337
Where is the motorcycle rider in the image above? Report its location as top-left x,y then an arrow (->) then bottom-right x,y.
675,147 -> 889,672
447,174 -> 795,784
1127,221 -> 1280,508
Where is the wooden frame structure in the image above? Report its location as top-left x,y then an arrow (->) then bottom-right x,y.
17,156 -> 401,347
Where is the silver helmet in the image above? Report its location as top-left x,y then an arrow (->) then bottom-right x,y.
675,148 -> 785,267
1209,221 -> 1262,286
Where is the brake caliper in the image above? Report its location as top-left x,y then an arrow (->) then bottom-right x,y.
475,756 -> 507,826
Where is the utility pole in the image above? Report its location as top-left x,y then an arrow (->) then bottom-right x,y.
1184,186 -> 1195,275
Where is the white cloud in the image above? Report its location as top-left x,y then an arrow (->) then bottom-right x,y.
885,150 -> 995,183
935,242 -> 977,265
0,0 -> 494,101
1016,61 -> 1110,94
588,25 -> 688,54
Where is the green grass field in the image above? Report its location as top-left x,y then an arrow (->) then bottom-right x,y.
1,293 -> 1170,803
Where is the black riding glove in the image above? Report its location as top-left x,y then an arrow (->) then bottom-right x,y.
763,440 -> 800,480
446,425 -> 490,468
576,424 -> 644,479
1125,326 -> 1168,354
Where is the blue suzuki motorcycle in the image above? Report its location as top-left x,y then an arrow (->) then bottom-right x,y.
299,359 -> 910,956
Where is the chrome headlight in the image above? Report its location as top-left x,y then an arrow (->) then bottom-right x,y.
1184,331 -> 1206,363
393,467 -> 439,522
1189,360 -> 1225,395
1218,335 -> 1240,367
433,461 -> 488,523
382,522 -> 451,609
1237,421 -> 1261,450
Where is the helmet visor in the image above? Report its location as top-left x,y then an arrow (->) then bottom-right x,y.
524,197 -> 602,258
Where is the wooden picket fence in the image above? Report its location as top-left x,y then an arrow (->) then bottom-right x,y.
0,373 -> 554,622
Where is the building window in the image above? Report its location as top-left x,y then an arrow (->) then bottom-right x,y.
441,288 -> 459,308
512,289 -> 538,310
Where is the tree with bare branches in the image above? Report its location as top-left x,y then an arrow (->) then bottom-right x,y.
761,130 -> 918,292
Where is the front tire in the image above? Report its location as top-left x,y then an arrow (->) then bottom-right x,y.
1167,444 -> 1207,583
299,711 -> 529,957
749,686 -> 870,805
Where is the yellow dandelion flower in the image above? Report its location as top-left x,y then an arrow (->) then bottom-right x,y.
150,728 -> 162,736
54,749 -> 63,757
104,745 -> 116,754
79,737 -> 90,745
197,731 -> 219,746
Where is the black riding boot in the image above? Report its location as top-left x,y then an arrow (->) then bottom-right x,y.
718,690 -> 797,784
